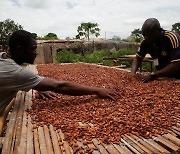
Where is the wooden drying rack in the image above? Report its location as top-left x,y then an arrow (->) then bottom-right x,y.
0,65 -> 180,154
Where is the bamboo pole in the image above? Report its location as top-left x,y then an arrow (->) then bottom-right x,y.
0,98 -> 15,136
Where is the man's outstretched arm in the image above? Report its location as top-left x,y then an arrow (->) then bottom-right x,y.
142,61 -> 180,82
33,78 -> 116,100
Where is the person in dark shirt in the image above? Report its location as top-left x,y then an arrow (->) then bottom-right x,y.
131,18 -> 180,82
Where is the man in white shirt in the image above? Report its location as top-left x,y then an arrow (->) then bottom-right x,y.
0,30 -> 116,115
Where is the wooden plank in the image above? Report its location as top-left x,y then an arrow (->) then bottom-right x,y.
154,135 -> 180,151
2,92 -> 21,154
33,129 -> 40,154
92,138 -> 109,154
27,115 -> 34,154
121,137 -> 141,154
17,112 -> 27,154
172,126 -> 180,132
26,90 -> 33,110
171,128 -> 180,136
102,143 -> 120,154
164,133 -> 180,146
76,140 -> 88,153
58,129 -> 73,154
38,126 -> 48,154
87,141 -> 100,154
49,125 -> 62,154
77,122 -> 107,153
44,125 -> 54,154
167,130 -> 178,137
145,138 -> 170,154
13,92 -> 25,154
124,134 -> 153,154
113,143 -> 132,154
56,132 -> 66,154
130,134 -> 167,154
118,141 -> 134,154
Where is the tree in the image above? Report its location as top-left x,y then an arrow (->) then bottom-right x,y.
76,22 -> 100,40
112,35 -> 121,42
37,33 -> 59,40
44,33 -> 58,40
172,23 -> 180,34
131,28 -> 143,43
0,19 -> 23,47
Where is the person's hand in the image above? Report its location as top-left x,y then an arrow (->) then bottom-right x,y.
36,91 -> 56,100
130,72 -> 137,77
141,73 -> 156,83
96,88 -> 117,100
129,72 -> 142,80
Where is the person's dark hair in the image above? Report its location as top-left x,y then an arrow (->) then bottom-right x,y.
142,18 -> 162,34
8,30 -> 33,54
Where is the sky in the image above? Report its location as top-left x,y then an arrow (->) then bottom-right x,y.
0,0 -> 180,39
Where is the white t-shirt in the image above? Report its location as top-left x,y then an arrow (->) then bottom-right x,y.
0,52 -> 44,115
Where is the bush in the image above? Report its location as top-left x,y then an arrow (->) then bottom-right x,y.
111,48 -> 136,57
56,48 -> 153,72
83,49 -> 111,63
56,50 -> 82,63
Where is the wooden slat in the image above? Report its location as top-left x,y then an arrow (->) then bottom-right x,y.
172,126 -> 180,132
124,134 -> 153,154
87,141 -> 100,154
92,138 -> 109,154
113,143 -> 132,154
121,137 -> 141,154
27,115 -> 34,154
171,128 -> 180,136
118,141 -> 134,154
167,130 -> 178,137
2,92 -> 21,154
102,143 -> 120,154
130,134 -> 166,153
13,92 -> 25,154
38,126 -> 48,154
44,125 -> 54,154
33,129 -> 40,154
58,129 -> 73,154
154,135 -> 180,151
56,132 -> 66,154
26,90 -> 33,110
49,125 -> 62,154
145,139 -> 170,154
17,112 -> 27,154
78,122 -> 108,154
164,133 -> 180,146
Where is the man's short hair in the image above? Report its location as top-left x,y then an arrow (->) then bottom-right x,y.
8,30 -> 33,53
142,18 -> 161,34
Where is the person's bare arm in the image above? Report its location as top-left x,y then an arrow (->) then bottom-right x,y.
131,55 -> 143,75
142,61 -> 180,82
33,78 -> 116,100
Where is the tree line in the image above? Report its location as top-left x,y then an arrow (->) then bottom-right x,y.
0,19 -> 180,50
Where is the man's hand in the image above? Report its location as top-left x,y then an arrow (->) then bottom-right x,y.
96,88 -> 117,100
36,91 -> 56,100
141,73 -> 156,83
130,72 -> 142,80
